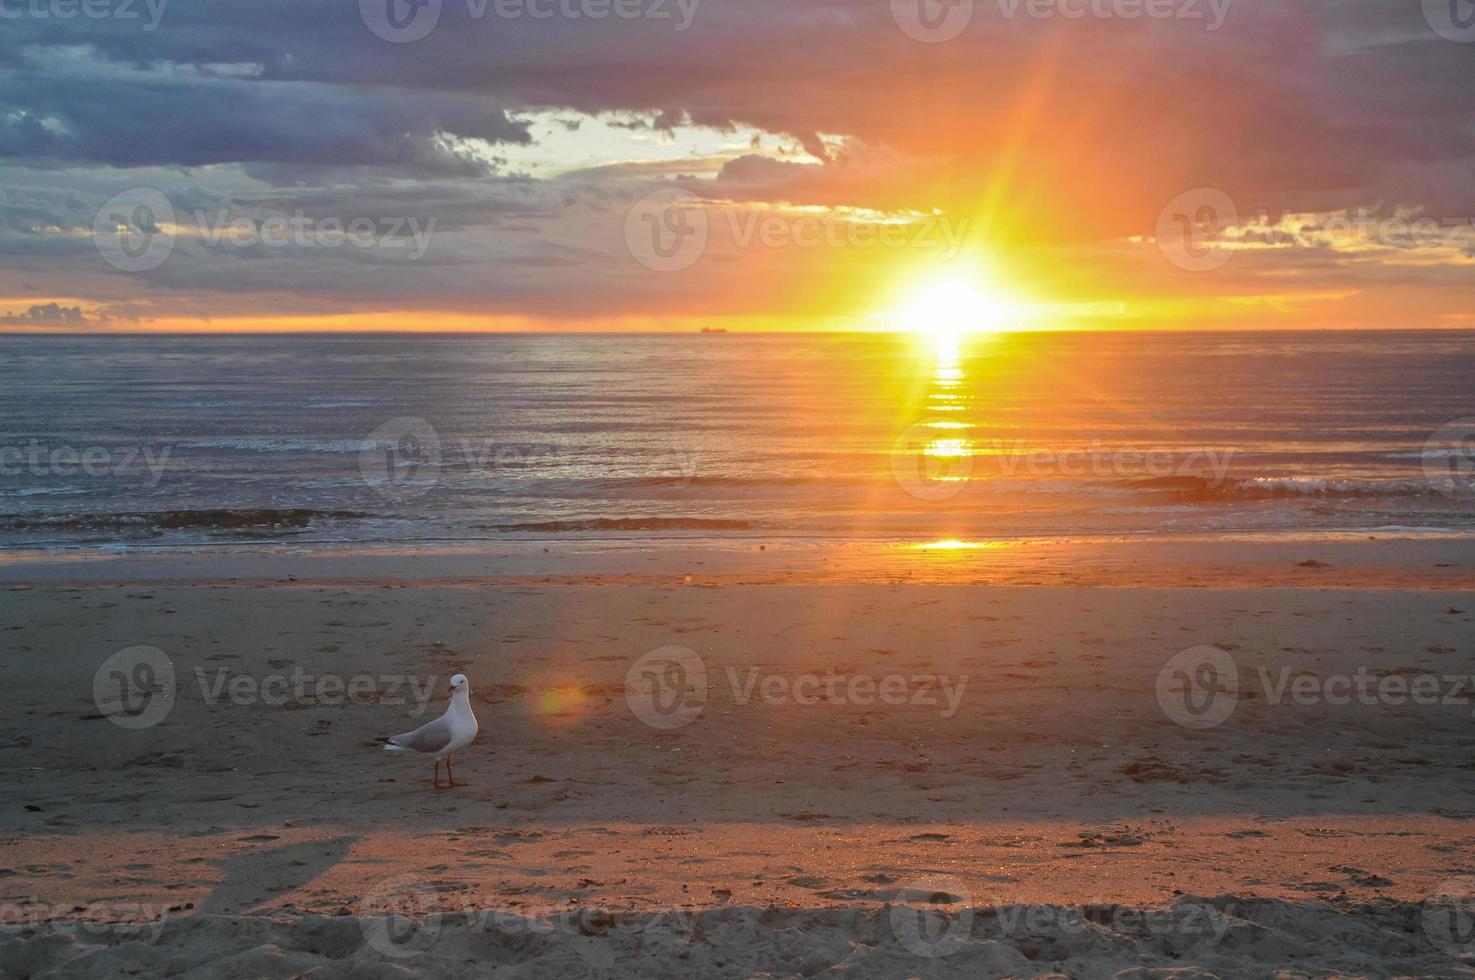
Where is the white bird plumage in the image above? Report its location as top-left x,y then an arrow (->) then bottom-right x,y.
381,673 -> 478,788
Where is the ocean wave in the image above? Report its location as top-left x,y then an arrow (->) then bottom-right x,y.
0,508 -> 372,533
174,437 -> 367,453
477,517 -> 758,533
1118,475 -> 1450,499
0,486 -> 88,498
1231,476 -> 1448,497
1381,448 -> 1475,460
526,473 -> 1459,499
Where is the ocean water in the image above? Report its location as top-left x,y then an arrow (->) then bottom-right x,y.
1,331 -> 1473,550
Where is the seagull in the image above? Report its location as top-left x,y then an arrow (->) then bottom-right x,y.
380,673 -> 479,788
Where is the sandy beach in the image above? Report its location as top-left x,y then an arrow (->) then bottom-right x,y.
4,538 -> 1475,976
11,0 -> 1475,969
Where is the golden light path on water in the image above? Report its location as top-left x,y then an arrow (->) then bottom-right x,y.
919,332 -> 975,485
903,331 -> 1014,554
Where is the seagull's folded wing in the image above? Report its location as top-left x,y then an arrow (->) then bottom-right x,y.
388,715 -> 454,754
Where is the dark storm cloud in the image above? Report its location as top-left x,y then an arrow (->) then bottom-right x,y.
3,1 -> 1473,208
0,70 -> 529,172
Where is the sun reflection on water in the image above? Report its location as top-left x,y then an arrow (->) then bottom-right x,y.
918,334 -> 975,471
910,538 -> 1016,551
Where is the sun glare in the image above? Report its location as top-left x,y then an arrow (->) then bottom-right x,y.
899,278 -> 1021,340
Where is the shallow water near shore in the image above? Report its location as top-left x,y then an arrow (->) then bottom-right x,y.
3,330 -> 1473,551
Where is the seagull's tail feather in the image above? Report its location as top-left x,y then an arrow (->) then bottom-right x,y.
377,735 -> 413,752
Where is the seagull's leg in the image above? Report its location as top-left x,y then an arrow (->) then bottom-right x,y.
447,755 -> 464,787
433,758 -> 442,789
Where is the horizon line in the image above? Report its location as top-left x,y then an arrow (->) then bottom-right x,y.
3,326 -> 1474,337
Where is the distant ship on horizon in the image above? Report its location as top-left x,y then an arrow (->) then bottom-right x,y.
700,326 -> 728,334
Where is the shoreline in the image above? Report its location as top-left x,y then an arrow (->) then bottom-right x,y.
2,532 -> 1474,589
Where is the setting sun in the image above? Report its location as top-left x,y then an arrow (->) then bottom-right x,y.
899,278 -> 1023,340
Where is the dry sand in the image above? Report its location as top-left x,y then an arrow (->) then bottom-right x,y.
3,537 -> 1475,976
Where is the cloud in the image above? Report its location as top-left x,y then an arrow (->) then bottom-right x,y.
1,1 -> 1474,327
0,302 -> 126,327
0,62 -> 531,173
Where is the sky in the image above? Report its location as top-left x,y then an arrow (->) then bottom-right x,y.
1,0 -> 1473,332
